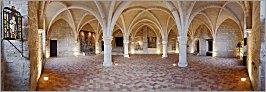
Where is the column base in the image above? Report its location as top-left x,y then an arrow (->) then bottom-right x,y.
162,54 -> 168,58
178,62 -> 188,67
124,54 -> 129,58
103,62 -> 112,67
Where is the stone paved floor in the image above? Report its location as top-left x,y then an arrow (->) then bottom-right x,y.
37,54 -> 252,91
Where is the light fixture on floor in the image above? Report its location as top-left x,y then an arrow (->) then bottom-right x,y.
44,77 -> 49,81
115,63 -> 118,66
241,78 -> 246,81
173,64 -> 176,66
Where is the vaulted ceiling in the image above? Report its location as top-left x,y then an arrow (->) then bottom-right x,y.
38,1 -> 250,40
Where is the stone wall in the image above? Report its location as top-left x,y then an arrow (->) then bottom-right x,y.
2,40 -> 29,91
247,1 -> 261,91
168,30 -> 177,51
1,1 -> 30,91
214,19 -> 242,58
198,27 -> 211,56
49,19 -> 80,57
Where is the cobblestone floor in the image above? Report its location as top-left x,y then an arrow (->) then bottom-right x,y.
37,54 -> 252,91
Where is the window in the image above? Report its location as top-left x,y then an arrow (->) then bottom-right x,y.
3,6 -> 22,40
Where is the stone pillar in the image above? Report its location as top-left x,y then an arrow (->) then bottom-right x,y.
178,36 -> 188,67
176,41 -> 179,53
103,36 -> 113,67
95,41 -> 101,54
0,1 -> 3,90
130,36 -> 135,54
162,41 -> 168,58
39,30 -> 46,61
143,27 -> 148,54
190,40 -> 195,53
28,1 -> 41,90
156,38 -> 161,54
124,41 -> 129,57
212,38 -> 216,57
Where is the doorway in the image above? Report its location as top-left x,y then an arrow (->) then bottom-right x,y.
196,40 -> 199,53
208,40 -> 213,51
115,37 -> 123,47
50,40 -> 57,57
206,39 -> 213,56
102,41 -> 104,51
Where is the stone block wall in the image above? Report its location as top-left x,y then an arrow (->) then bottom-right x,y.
198,27 -> 212,56
1,1 -> 30,91
49,19 -> 80,57
2,40 -> 29,91
214,19 -> 242,58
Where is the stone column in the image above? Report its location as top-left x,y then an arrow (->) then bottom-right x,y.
143,27 -> 148,54
130,36 -> 135,54
162,41 -> 168,58
95,41 -> 101,54
190,40 -> 195,53
176,41 -> 179,53
28,1 -> 41,90
212,38 -> 216,57
178,36 -> 188,67
124,41 -> 129,57
0,1 -> 3,90
103,36 -> 113,67
156,38 -> 161,54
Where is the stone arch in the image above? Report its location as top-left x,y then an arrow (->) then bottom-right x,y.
45,2 -> 104,38
167,29 -> 178,53
213,18 -> 243,57
131,25 -> 158,54
112,29 -> 124,54
132,24 -> 161,40
129,18 -> 165,41
48,19 -> 80,57
188,4 -> 243,32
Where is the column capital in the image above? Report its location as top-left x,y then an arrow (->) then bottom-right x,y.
178,36 -> 188,45
123,41 -> 129,44
103,36 -> 113,41
103,36 -> 113,45
162,41 -> 168,44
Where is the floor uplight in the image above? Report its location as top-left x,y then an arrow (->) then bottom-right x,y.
241,78 -> 246,81
173,64 -> 176,66
44,77 -> 49,81
115,63 -> 118,66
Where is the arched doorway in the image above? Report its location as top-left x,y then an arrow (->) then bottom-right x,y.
112,29 -> 124,55
167,29 -> 178,53
133,26 -> 157,54
48,19 -> 78,57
